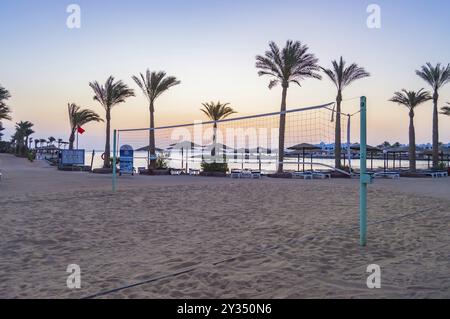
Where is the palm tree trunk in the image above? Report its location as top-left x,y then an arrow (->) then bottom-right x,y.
432,91 -> 439,169
212,123 -> 217,158
335,91 -> 342,169
409,111 -> 416,172
69,128 -> 76,150
104,108 -> 111,168
277,84 -> 288,173
149,101 -> 156,170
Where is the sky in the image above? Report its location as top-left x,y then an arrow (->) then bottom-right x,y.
1,0 -> 449,150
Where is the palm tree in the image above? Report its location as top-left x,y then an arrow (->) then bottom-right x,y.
200,101 -> 236,157
256,40 -> 321,173
89,76 -> 134,168
321,57 -> 370,168
132,70 -> 181,170
378,141 -> 391,149
67,103 -> 103,150
34,139 -> 39,149
39,138 -> 46,147
48,136 -> 56,146
15,121 -> 34,154
441,102 -> 450,116
416,63 -> 450,169
389,89 -> 432,172
0,85 -> 12,122
0,122 -> 4,141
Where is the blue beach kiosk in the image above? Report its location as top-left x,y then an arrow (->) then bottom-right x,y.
119,145 -> 134,176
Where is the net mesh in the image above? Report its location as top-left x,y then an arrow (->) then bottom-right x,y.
116,102 -> 358,173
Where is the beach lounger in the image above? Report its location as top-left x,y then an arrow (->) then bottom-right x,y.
230,169 -> 242,178
240,170 -> 253,179
373,172 -> 400,179
251,170 -> 262,179
170,169 -> 185,175
189,169 -> 200,176
292,172 -> 313,180
312,172 -> 331,179
423,171 -> 448,178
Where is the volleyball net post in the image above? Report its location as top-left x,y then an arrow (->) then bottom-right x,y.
112,129 -> 117,192
359,96 -> 371,247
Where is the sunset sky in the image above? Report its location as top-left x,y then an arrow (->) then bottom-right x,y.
1,0 -> 449,149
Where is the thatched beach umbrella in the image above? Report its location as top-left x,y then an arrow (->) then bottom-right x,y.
249,147 -> 272,171
385,146 -> 409,170
136,145 -> 164,152
420,148 -> 450,169
168,141 -> 202,170
288,143 -> 321,172
350,144 -> 382,170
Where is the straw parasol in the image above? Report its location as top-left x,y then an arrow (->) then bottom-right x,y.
385,146 -> 410,170
350,143 -> 382,170
287,143 -> 321,172
168,141 -> 202,170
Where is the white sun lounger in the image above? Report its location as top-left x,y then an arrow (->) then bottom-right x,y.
292,172 -> 313,180
373,172 -> 400,179
424,171 -> 448,178
189,168 -> 200,176
230,169 -> 242,178
251,170 -> 262,179
170,169 -> 185,175
312,172 -> 331,179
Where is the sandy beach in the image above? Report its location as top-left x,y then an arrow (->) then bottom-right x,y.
0,153 -> 449,299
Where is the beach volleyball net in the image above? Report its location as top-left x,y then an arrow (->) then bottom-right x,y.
115,101 -> 361,173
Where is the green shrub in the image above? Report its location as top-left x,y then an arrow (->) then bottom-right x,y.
156,155 -> 168,169
201,161 -> 228,173
437,161 -> 448,170
27,151 -> 36,162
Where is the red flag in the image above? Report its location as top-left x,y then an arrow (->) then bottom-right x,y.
77,126 -> 85,134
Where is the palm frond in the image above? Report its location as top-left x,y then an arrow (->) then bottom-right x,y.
89,76 -> 134,111
132,69 -> 180,105
68,102 -> 103,130
200,101 -> 237,121
416,63 -> 450,91
441,103 -> 450,116
256,40 -> 321,89
389,88 -> 432,110
322,56 -> 370,91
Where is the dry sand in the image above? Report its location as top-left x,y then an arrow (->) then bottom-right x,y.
0,154 -> 449,299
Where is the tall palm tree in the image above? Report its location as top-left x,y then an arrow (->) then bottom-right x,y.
321,57 -> 370,168
256,40 -> 321,173
389,89 -> 431,172
34,139 -> 39,149
441,102 -> 450,116
67,103 -> 103,150
15,121 -> 34,154
416,63 -> 450,169
0,85 -> 12,122
89,76 -> 134,168
200,101 -> 236,157
132,70 -> 180,170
